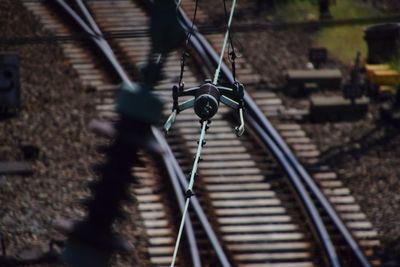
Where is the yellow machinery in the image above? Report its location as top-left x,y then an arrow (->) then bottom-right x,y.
366,64 -> 400,87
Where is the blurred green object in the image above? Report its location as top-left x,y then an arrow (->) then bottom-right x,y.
317,25 -> 367,63
150,0 -> 186,55
118,0 -> 186,124
316,1 -> 383,63
62,239 -> 111,267
116,81 -> 164,125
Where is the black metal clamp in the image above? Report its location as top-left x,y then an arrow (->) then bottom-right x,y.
164,80 -> 245,136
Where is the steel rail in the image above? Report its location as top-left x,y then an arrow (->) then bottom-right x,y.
50,1 -> 232,267
153,129 -> 202,267
176,4 -> 372,267
52,0 -> 133,87
176,7 -> 339,267
153,128 -> 232,267
244,91 -> 373,267
74,0 -> 103,36
169,120 -> 208,267
48,1 -> 203,267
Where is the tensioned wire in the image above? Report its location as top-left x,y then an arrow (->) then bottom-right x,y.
169,0 -> 201,265
213,0 -> 237,84
3,13 -> 400,45
169,0 -> 239,266
169,121 -> 208,267
178,0 -> 199,85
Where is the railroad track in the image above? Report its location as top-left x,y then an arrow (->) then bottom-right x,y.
20,0 -> 380,267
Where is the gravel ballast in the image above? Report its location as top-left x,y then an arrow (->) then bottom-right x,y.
2,0 -> 400,265
200,0 -> 400,263
0,0 -> 98,257
0,2 -> 149,267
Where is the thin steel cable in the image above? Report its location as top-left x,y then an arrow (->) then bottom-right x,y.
178,0 -> 199,85
176,0 -> 182,8
152,128 -> 231,267
222,0 -> 236,56
169,199 -> 191,267
169,3 -> 238,262
223,0 -> 238,81
213,0 -> 238,84
75,0 -> 102,36
177,7 -> 347,265
3,13 -> 400,45
170,120 -> 208,267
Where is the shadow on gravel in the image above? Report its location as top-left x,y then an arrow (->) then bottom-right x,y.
315,123 -> 399,166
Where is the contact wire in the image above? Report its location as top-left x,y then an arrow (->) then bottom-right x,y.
170,121 -> 208,267
213,0 -> 238,84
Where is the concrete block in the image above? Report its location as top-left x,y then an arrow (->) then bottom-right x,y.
310,96 -> 369,122
287,69 -> 342,91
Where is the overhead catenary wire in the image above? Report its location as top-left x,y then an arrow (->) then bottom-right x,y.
152,129 -> 202,267
50,1 -> 204,267
170,1 -> 239,265
2,13 -> 400,45
178,0 -> 199,86
176,5 -> 373,266
34,0 -> 372,266
169,121 -> 208,267
43,1 -> 233,267
152,128 -> 232,267
213,0 -> 237,85
222,0 -> 238,81
175,0 -> 183,9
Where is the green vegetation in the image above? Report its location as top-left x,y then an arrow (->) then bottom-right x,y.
315,25 -> 367,64
273,0 -> 385,64
274,0 -> 383,22
389,56 -> 400,71
328,1 -> 383,20
273,0 -> 318,22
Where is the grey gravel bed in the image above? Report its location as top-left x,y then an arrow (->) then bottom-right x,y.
0,1 -> 147,266
200,0 -> 400,263
302,107 -> 400,261
0,0 -> 96,256
2,0 -> 398,266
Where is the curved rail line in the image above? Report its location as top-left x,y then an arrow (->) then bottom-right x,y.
176,3 -> 374,267
173,4 -> 333,267
176,9 -> 339,267
20,0 -> 380,267
44,0 -> 231,266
